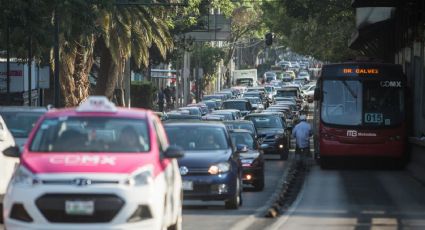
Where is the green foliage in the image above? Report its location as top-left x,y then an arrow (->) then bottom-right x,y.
131,80 -> 156,109
190,43 -> 224,89
0,0 -> 108,63
191,43 -> 225,77
261,0 -> 359,62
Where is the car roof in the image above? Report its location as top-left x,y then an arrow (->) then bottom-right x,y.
0,106 -> 48,112
262,111 -> 285,116
164,121 -> 226,128
212,110 -> 233,114
228,129 -> 251,134
245,113 -> 279,117
180,107 -> 200,110
278,87 -> 299,91
223,120 -> 253,124
223,99 -> 248,103
41,107 -> 149,119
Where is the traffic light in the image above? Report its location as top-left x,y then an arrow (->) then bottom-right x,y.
265,33 -> 273,46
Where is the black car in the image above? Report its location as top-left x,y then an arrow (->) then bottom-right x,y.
229,129 -> 265,191
221,99 -> 254,117
165,112 -> 202,121
223,120 -> 258,140
245,113 -> 290,160
243,91 -> 268,108
164,122 -> 243,209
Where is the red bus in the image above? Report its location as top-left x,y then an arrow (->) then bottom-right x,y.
313,62 -> 407,168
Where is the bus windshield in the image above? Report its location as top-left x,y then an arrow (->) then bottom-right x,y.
363,81 -> 404,126
321,79 -> 404,126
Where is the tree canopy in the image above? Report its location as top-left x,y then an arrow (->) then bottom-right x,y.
261,0 -> 359,62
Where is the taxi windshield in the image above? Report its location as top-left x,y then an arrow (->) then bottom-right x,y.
30,117 -> 150,153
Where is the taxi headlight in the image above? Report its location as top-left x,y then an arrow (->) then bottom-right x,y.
125,167 -> 153,186
11,165 -> 40,187
208,162 -> 231,175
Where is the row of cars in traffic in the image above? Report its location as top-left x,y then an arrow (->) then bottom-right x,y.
153,78 -> 314,210
0,77 -> 314,229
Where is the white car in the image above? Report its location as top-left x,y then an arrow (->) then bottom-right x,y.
0,115 -> 19,222
3,96 -> 183,230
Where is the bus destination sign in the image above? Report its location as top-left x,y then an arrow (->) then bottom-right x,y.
342,68 -> 379,75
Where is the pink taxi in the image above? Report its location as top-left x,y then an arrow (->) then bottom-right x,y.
2,96 -> 184,230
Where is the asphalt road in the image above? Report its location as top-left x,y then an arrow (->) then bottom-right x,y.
265,165 -> 425,230
182,154 -> 286,230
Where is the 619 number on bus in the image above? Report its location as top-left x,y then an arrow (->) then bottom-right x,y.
365,113 -> 383,123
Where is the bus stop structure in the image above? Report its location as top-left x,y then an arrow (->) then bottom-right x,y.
349,0 -> 425,182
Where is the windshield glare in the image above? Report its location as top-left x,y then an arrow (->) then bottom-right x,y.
247,116 -> 283,129
165,126 -> 228,151
0,112 -> 44,138
230,132 -> 255,149
322,79 -> 404,126
276,91 -> 297,97
30,117 -> 150,152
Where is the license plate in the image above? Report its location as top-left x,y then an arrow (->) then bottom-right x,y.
182,181 -> 193,191
65,200 -> 94,215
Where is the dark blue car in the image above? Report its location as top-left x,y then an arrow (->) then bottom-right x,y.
164,122 -> 243,209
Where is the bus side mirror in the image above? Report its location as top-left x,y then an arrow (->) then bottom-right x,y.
313,88 -> 321,101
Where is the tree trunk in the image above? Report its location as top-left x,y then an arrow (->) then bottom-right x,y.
115,58 -> 125,106
95,38 -> 120,100
59,44 -> 77,107
59,37 -> 95,107
72,38 -> 94,105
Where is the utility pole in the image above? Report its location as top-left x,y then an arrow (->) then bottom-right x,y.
183,51 -> 190,105
27,1 -> 32,106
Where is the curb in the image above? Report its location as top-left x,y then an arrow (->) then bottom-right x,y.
230,154 -> 296,230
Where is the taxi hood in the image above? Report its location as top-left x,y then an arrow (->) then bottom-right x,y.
21,152 -> 165,175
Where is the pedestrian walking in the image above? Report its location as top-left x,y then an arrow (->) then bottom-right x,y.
291,115 -> 312,164
158,88 -> 165,112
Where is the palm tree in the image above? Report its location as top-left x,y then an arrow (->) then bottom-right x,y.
94,5 -> 174,105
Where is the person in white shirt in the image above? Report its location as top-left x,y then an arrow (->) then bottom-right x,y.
291,115 -> 312,162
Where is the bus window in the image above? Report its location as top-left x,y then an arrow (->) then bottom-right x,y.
363,81 -> 404,126
321,80 -> 362,126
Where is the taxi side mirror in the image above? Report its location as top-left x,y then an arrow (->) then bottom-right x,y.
3,146 -> 20,158
164,145 -> 184,159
